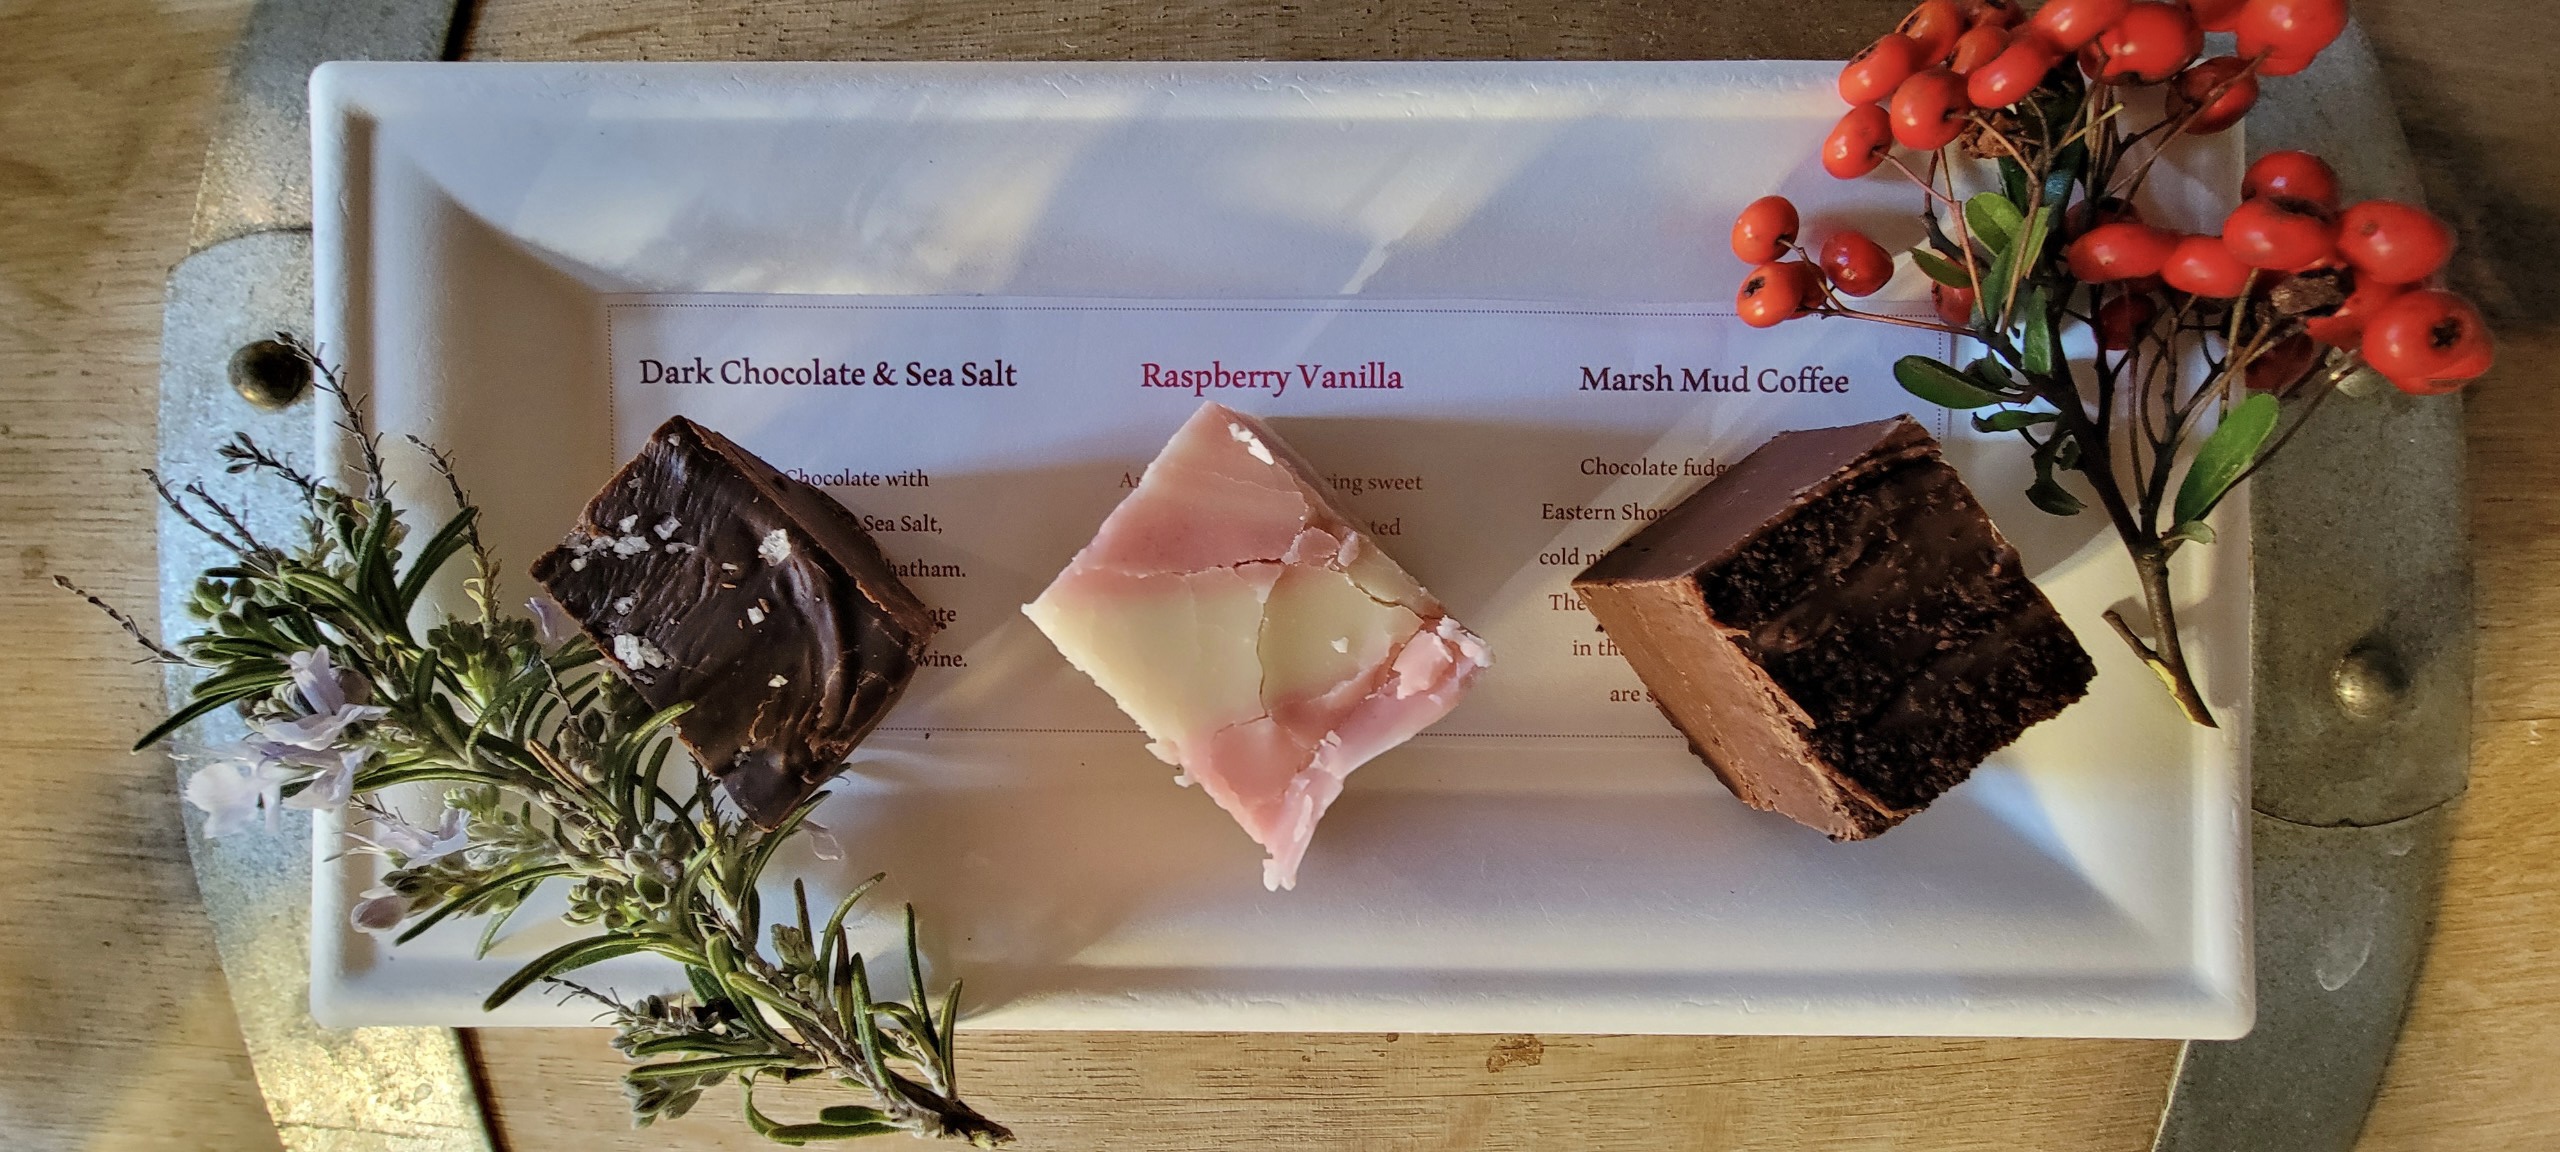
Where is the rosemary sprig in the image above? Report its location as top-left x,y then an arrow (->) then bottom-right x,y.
88,337 -> 1010,1146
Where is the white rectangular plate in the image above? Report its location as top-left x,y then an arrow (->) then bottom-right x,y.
310,61 -> 2250,1037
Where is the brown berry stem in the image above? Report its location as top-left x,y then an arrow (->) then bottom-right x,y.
2017,274 -> 2225,730
2106,547 -> 2220,729
2038,365 -> 2222,730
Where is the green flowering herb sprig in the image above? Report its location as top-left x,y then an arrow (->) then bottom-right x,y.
74,337 -> 1011,1146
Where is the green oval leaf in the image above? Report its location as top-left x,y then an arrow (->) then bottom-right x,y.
2009,205 -> 2056,289
2044,140 -> 2088,204
1984,238 -> 2018,322
1909,246 -> 1973,290
2175,392 -> 2282,526
2026,475 -> 2086,516
1894,355 -> 2005,410
1972,409 -> 2058,433
1965,193 -> 2023,258
2019,205 -> 2056,264
1999,157 -> 2032,213
2018,285 -> 2061,377
2164,520 -> 2218,549
1984,204 -> 2055,323
2027,440 -> 2086,516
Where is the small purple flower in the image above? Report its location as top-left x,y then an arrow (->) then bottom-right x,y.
253,648 -> 386,750
183,737 -> 368,834
290,647 -> 356,713
355,807 -> 472,866
182,760 -> 267,838
282,749 -> 366,811
350,887 -> 409,933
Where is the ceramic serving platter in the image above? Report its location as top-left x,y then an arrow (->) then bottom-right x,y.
308,60 -> 2250,1036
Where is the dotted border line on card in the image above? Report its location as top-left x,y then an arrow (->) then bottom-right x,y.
606,299 -> 1944,322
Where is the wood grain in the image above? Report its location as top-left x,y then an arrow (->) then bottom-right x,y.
2354,4 -> 2560,1145
0,1 -> 283,1149
1,0 -> 2553,1149
477,1032 -> 2176,1151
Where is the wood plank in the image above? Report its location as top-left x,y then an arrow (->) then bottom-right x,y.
463,0 -> 1919,63
2362,721 -> 2560,1149
0,1 -> 285,1149
476,1031 -> 2176,1151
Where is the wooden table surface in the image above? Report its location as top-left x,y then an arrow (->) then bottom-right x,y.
2,2 -> 2552,1149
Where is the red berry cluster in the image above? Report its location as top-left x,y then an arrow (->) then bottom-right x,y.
1733,0 -> 2492,394
2068,150 -> 2489,393
1730,195 -> 1898,327
1825,0 -> 2344,183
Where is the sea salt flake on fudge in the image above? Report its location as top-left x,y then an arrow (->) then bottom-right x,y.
531,416 -> 939,827
1023,401 -> 1491,890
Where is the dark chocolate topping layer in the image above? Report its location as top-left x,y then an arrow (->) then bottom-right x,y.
531,416 -> 938,826
1578,416 -> 1934,586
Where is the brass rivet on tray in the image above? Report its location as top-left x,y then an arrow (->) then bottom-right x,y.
2333,642 -> 2407,718
229,338 -> 311,409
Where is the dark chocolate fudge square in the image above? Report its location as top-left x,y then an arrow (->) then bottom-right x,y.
532,416 -> 939,826
1573,416 -> 2093,839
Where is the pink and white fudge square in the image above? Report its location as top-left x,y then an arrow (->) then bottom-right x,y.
1024,402 -> 1491,890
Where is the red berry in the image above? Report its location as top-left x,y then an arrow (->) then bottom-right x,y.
2068,220 -> 2181,281
2086,3 -> 2203,84
1823,105 -> 1895,179
1841,34 -> 1925,105
1738,262 -> 1818,328
2170,57 -> 2258,134
2224,196 -> 2337,271
2246,331 -> 2321,392
1965,0 -> 2024,29
2335,200 -> 2455,286
1968,39 -> 2059,107
2255,47 -> 2319,76
2065,195 -> 2140,234
2361,289 -> 2494,393
1732,195 -> 1802,264
1801,267 -> 1835,310
2031,0 -> 2133,52
2303,277 -> 2408,347
1900,1 -> 1970,63
2243,150 -> 2339,209
2188,0 -> 2248,30
1950,25 -> 2011,74
2095,292 -> 2158,349
1934,282 -> 1980,327
1890,68 -> 1973,150
2236,0 -> 2347,71
2163,233 -> 2255,297
1819,231 -> 1896,296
